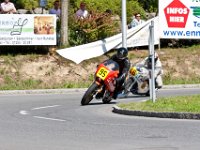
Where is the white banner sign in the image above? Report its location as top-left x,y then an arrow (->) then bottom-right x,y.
159,0 -> 200,39
57,17 -> 159,64
0,14 -> 56,45
125,17 -> 159,48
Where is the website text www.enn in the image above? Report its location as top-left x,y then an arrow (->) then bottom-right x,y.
163,30 -> 200,37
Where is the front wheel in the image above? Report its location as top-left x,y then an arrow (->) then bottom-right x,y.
124,77 -> 135,95
145,90 -> 150,96
81,82 -> 99,105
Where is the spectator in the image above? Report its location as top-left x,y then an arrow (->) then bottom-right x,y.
0,0 -> 16,14
76,2 -> 88,19
105,9 -> 121,32
129,13 -> 145,28
49,0 -> 61,18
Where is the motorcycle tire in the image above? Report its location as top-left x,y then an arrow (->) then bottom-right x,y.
145,90 -> 150,96
81,82 -> 99,105
102,96 -> 112,104
102,90 -> 112,104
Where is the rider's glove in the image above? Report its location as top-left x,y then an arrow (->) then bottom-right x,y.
115,77 -> 121,85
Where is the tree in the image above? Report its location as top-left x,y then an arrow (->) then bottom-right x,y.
138,0 -> 158,12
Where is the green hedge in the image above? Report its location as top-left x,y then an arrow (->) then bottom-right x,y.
69,0 -> 145,46
71,0 -> 146,23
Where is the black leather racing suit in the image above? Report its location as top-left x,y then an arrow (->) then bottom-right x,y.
95,55 -> 130,99
111,54 -> 130,94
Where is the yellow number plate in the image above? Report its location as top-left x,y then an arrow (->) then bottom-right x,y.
130,67 -> 138,76
96,67 -> 109,80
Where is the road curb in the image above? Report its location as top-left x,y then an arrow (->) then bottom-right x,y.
112,105 -> 200,120
0,88 -> 87,95
0,84 -> 199,95
162,84 -> 200,89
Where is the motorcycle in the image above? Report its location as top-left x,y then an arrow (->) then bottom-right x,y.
81,59 -> 119,105
124,65 -> 151,96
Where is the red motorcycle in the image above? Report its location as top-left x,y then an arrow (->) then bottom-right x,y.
81,59 -> 119,105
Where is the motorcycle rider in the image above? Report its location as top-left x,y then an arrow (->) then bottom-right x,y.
96,47 -> 130,99
136,52 -> 163,89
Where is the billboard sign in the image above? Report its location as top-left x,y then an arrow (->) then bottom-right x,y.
159,0 -> 200,39
0,14 -> 56,45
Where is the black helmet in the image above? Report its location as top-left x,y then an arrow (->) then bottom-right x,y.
116,47 -> 128,60
148,52 -> 158,63
147,53 -> 159,68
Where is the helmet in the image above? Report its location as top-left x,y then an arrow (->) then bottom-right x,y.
147,52 -> 159,69
148,52 -> 158,63
116,47 -> 128,60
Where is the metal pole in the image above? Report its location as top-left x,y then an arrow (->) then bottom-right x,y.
148,22 -> 152,100
149,21 -> 156,102
122,0 -> 127,48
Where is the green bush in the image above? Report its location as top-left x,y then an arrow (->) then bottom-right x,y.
68,0 -> 145,45
15,0 -> 55,10
15,0 -> 39,10
139,0 -> 158,12
72,0 -> 146,23
68,11 -> 121,46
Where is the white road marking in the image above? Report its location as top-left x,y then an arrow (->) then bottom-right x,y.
33,116 -> 66,122
19,105 -> 65,122
19,110 -> 29,115
31,105 -> 60,110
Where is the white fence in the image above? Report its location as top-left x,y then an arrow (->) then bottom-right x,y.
57,17 -> 159,64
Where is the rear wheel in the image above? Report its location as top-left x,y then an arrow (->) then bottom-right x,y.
102,91 -> 112,104
81,82 -> 99,105
102,97 -> 112,104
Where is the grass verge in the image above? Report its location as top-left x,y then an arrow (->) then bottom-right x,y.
1,45 -> 200,90
163,77 -> 200,85
0,77 -> 91,90
118,95 -> 200,113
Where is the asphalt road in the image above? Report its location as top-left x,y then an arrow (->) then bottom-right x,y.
0,88 -> 200,150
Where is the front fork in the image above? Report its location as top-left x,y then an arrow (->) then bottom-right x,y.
126,77 -> 136,92
95,77 -> 114,99
94,77 -> 104,95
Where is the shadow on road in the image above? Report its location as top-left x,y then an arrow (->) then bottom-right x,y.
118,95 -> 148,99
81,101 -> 117,106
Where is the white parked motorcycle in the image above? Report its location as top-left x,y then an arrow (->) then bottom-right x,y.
124,65 -> 152,96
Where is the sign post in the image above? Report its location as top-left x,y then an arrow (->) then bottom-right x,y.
149,21 -> 156,102
122,0 -> 127,48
